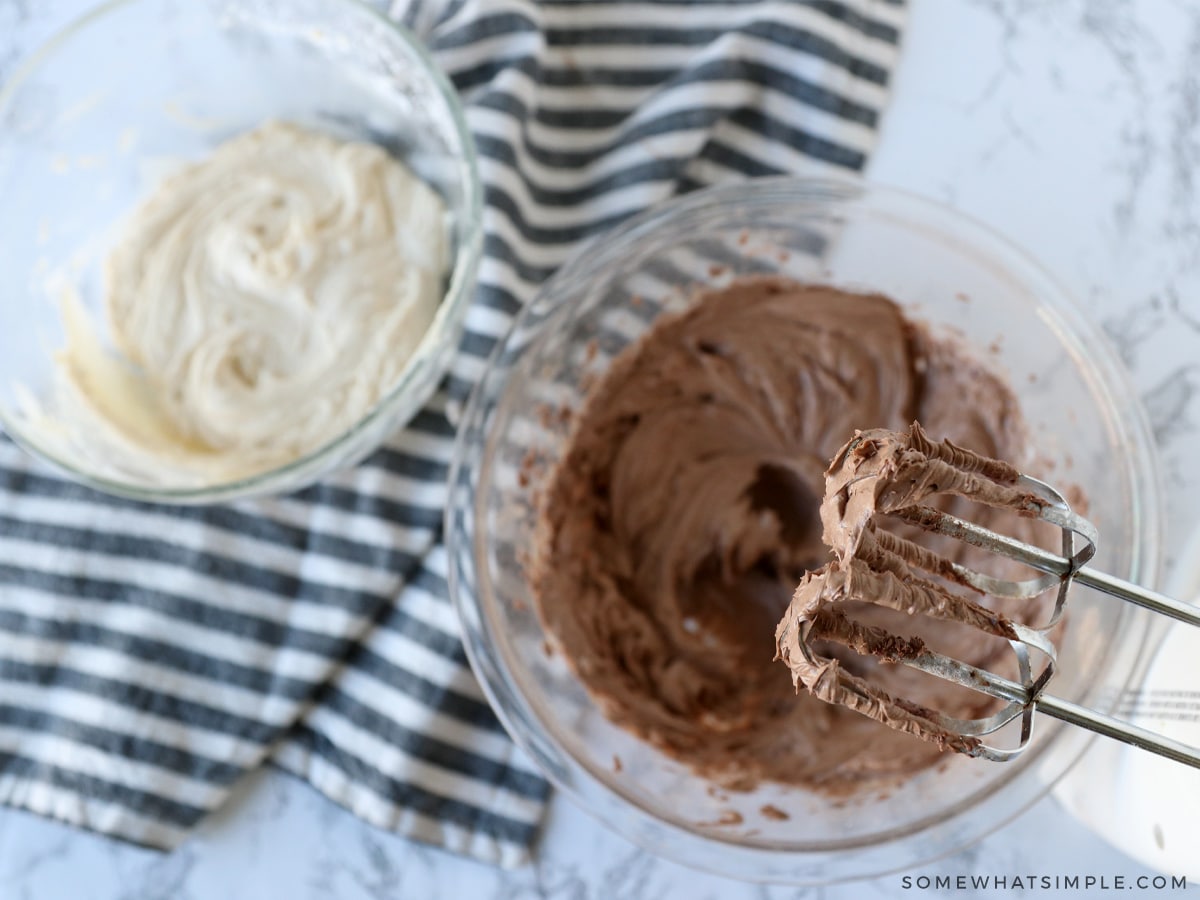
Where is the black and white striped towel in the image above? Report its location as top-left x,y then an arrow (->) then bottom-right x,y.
0,0 -> 904,868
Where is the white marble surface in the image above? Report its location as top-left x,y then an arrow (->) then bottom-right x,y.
2,0 -> 1200,897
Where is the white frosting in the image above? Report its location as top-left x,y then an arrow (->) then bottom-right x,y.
28,120 -> 447,487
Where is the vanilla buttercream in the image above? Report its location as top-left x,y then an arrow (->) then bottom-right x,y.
30,119 -> 446,486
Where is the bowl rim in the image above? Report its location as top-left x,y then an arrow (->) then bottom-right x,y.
0,0 -> 482,504
447,173 -> 1166,883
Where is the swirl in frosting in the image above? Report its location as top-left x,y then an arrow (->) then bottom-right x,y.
531,278 -> 1042,793
39,119 -> 446,486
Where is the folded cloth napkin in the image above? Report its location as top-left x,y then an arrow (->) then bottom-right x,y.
0,0 -> 905,868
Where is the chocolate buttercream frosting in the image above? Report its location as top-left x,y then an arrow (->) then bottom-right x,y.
776,424 -> 1050,755
530,277 -> 1043,792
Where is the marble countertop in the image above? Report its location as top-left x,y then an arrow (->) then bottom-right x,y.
2,0 -> 1199,897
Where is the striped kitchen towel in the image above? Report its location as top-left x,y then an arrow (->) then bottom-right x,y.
0,0 -> 905,869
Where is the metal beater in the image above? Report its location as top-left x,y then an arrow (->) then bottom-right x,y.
780,429 -> 1200,769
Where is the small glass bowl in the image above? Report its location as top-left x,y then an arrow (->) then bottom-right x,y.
0,0 -> 480,503
447,177 -> 1165,884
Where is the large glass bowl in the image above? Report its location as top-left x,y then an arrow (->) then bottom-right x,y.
0,0 -> 480,503
447,177 -> 1165,884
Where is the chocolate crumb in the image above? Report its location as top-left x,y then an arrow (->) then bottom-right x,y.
521,448 -> 539,478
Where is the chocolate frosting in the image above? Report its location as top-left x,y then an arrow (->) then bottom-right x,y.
531,278 -> 1039,792
776,424 -> 1050,754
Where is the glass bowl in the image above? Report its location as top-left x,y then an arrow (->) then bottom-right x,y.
447,177 -> 1165,884
0,0 -> 480,503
